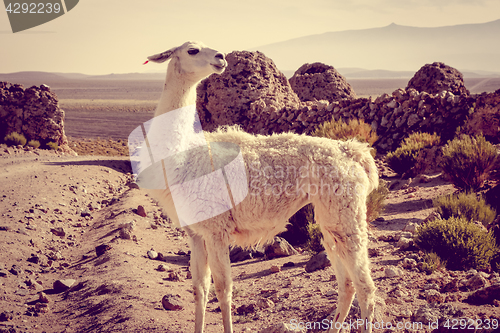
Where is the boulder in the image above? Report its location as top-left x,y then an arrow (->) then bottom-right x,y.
264,237 -> 298,259
406,62 -> 469,96
289,62 -> 355,102
0,82 -> 75,154
196,50 -> 301,134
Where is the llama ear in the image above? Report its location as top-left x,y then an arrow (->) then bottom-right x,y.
146,47 -> 178,63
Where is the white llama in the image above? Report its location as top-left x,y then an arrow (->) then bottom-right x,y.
137,41 -> 378,333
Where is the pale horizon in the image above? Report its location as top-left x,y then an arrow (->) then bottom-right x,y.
1,0 -> 500,75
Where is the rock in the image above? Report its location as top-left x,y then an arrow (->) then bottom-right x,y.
402,258 -> 417,269
384,267 -> 401,278
0,268 -> 8,277
464,283 -> 500,305
119,227 -> 133,240
414,304 -> 439,325
259,322 -> 306,333
425,289 -> 444,304
147,250 -> 158,260
157,264 -> 167,272
270,265 -> 280,273
236,303 -> 256,315
136,205 -> 147,217
368,248 -> 380,257
197,50 -> 301,134
282,261 -> 295,268
0,226 -> 10,231
0,311 -> 13,322
265,237 -> 298,259
161,294 -> 183,311
407,62 -> 469,96
27,254 -> 40,264
53,279 -> 76,292
81,209 -> 91,217
0,82 -> 75,154
50,227 -> 65,237
289,62 -> 355,102
423,283 -> 440,291
441,279 -> 459,293
256,298 -> 274,309
466,273 -> 488,291
167,271 -> 183,282
95,244 -> 111,257
402,222 -> 419,233
305,251 -> 331,273
396,237 -> 413,250
38,292 -> 49,303
9,265 -> 22,276
325,290 -> 337,297
229,246 -> 264,263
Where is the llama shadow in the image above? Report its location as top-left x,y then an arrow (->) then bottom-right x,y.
44,158 -> 132,174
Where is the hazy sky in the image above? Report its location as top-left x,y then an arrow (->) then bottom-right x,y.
1,0 -> 499,75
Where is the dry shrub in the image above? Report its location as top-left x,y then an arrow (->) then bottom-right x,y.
312,118 -> 377,147
304,222 -> 324,255
441,135 -> 498,191
4,132 -> 27,146
26,140 -> 41,149
45,142 -> 59,151
386,132 -> 441,176
459,105 -> 500,144
433,192 -> 497,228
414,216 -> 498,271
367,179 -> 389,223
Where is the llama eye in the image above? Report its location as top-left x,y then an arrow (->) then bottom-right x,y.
187,49 -> 199,55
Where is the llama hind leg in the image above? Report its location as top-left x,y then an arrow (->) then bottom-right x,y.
189,234 -> 211,333
324,250 -> 356,333
324,235 -> 376,333
204,236 -> 233,333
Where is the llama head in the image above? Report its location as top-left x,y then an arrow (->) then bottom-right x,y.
147,41 -> 227,82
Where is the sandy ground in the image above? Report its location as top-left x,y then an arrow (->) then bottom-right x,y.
0,146 -> 499,333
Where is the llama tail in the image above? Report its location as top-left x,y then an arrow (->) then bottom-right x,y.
345,140 -> 379,194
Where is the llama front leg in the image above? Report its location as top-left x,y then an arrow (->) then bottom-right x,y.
204,237 -> 233,333
189,234 -> 211,333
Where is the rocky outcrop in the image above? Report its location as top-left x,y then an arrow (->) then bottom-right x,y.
196,51 -> 301,133
406,62 -> 469,96
198,53 -> 493,152
289,62 -> 355,102
0,82 -> 74,154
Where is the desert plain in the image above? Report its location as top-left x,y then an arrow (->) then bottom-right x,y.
0,74 -> 500,333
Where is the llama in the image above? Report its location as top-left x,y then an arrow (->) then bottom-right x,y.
138,41 -> 378,333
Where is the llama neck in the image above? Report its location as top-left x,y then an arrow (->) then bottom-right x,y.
154,64 -> 199,116
149,67 -> 205,154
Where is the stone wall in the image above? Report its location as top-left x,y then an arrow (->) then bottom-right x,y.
198,51 -> 498,153
0,82 -> 74,153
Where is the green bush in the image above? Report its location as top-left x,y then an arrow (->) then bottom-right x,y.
312,118 -> 378,147
414,216 -> 498,271
367,179 -> 389,223
417,252 -> 445,275
304,222 -> 324,255
26,140 -> 41,149
386,132 -> 440,175
46,141 -> 59,151
433,192 -> 497,228
4,132 -> 27,146
441,135 -> 498,191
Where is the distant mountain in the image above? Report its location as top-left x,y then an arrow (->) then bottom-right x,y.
252,19 -> 500,74
0,71 -> 165,83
